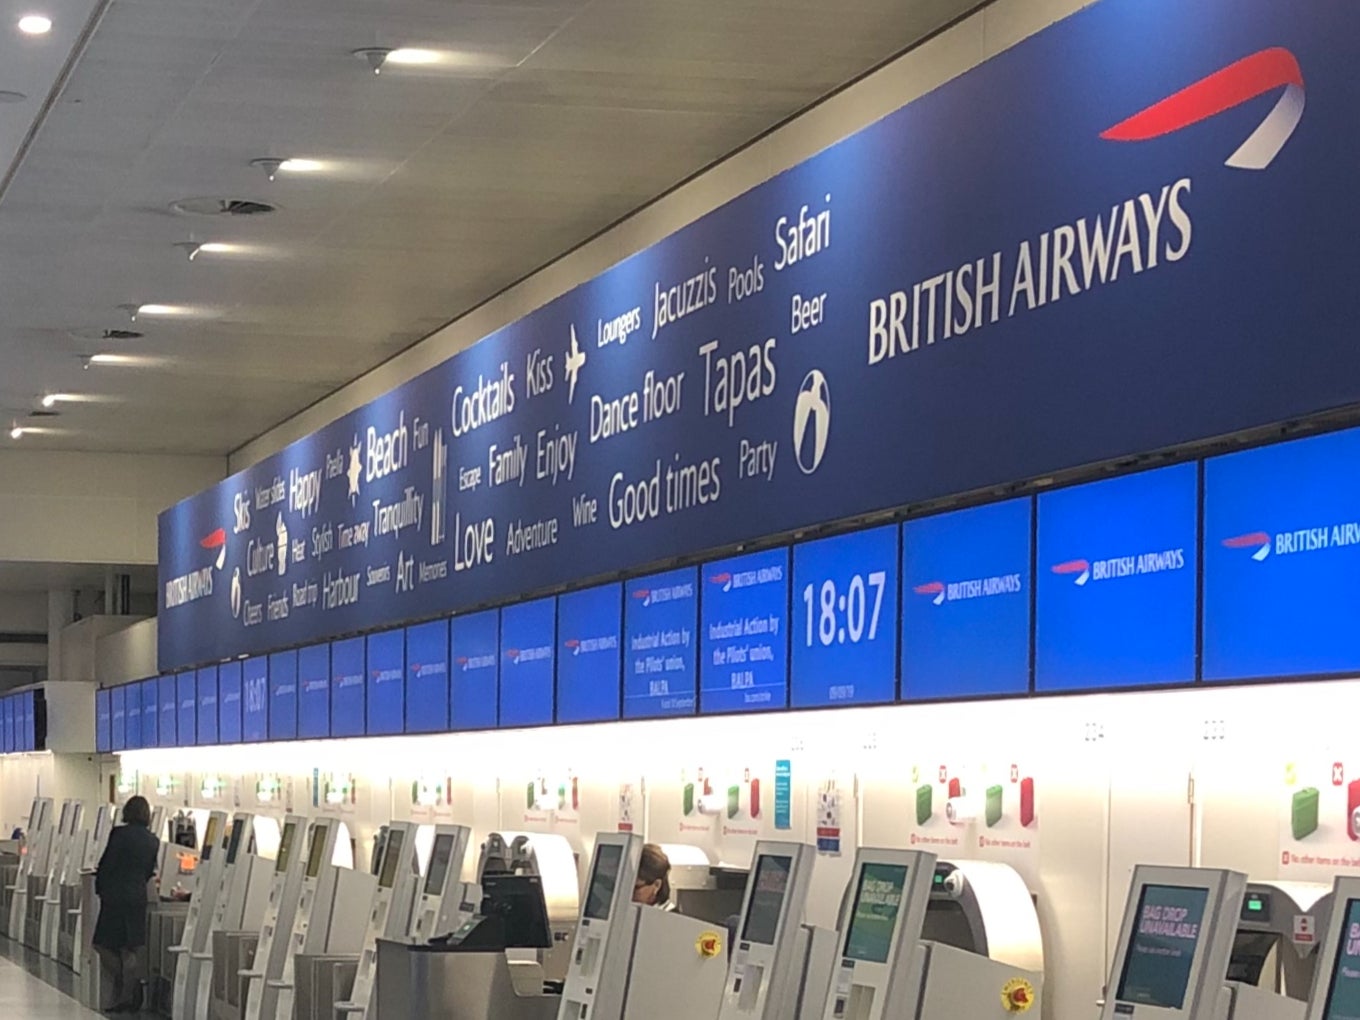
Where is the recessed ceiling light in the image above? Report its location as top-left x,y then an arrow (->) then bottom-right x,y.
198,242 -> 236,254
387,48 -> 441,66
135,303 -> 189,317
41,394 -> 56,408
17,15 -> 51,35
351,47 -> 391,74
9,425 -> 22,440
88,353 -> 147,366
278,158 -> 323,173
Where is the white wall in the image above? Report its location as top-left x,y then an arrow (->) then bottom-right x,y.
230,0 -> 1094,469
92,617 -> 157,686
0,450 -> 223,564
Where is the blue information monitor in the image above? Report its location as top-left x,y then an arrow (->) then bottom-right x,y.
297,645 -> 330,739
269,651 -> 299,741
406,620 -> 449,734
96,689 -> 111,754
2,699 -> 12,754
178,672 -> 197,747
557,583 -> 623,724
450,610 -> 498,730
500,598 -> 556,728
23,693 -> 35,752
218,661 -> 243,744
124,682 -> 142,750
197,667 -> 219,746
623,568 -> 698,719
902,499 -> 1032,699
700,548 -> 790,714
792,525 -> 899,708
1036,463 -> 1199,691
110,686 -> 126,752
1204,427 -> 1360,681
158,675 -> 177,748
330,638 -> 366,738
366,630 -> 405,737
242,657 -> 269,743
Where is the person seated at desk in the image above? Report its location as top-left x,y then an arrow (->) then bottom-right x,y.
633,844 -> 672,909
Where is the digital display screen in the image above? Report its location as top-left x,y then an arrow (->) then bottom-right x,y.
242,656 -> 269,743
276,822 -> 297,875
792,526 -> 898,708
202,815 -> 221,861
269,651 -> 298,741
306,824 -> 329,879
1204,428 -> 1360,681
1036,463 -> 1198,691
23,692 -> 35,752
1323,898 -> 1360,1020
1115,883 -> 1209,1009
406,620 -> 450,734
424,833 -> 455,896
197,667 -> 219,746
701,549 -> 789,714
330,637 -> 366,738
499,598 -> 556,728
297,645 -> 330,739
902,499 -> 1032,698
583,843 -> 624,921
450,610 -> 498,730
379,828 -> 405,890
96,689 -> 111,753
366,629 -> 405,736
623,567 -> 698,719
742,854 -> 792,945
142,680 -> 160,749
177,673 -> 197,747
159,675 -> 177,748
126,682 -> 144,750
1,698 -> 12,754
218,661 -> 243,744
557,584 -> 622,724
844,863 -> 909,964
226,819 -> 246,864
110,686 -> 126,752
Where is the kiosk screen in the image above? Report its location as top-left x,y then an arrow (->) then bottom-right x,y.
201,816 -> 221,861
276,822 -> 296,874
742,855 -> 792,945
226,820 -> 246,864
1323,899 -> 1360,1020
844,863 -> 908,964
583,843 -> 624,921
425,834 -> 455,897
305,825 -> 329,879
379,829 -> 405,890
1115,884 -> 1209,1009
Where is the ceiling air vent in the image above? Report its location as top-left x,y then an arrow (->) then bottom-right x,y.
27,410 -> 58,419
171,197 -> 277,217
68,327 -> 143,342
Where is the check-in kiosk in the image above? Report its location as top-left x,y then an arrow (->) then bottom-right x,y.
265,820 -> 370,1020
719,841 -> 833,1020
1232,882 -> 1334,1003
82,805 -> 114,871
49,804 -> 90,963
7,796 -> 54,940
821,849 -> 937,1020
556,833 -> 730,1020
334,821 -> 423,1020
409,824 -> 474,942
1102,865 -> 1305,1020
239,814 -> 308,1020
39,800 -> 83,956
193,814 -> 277,1019
172,810 -> 230,1019
1303,875 -> 1360,1020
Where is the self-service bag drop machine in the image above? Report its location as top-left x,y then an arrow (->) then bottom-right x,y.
1303,874 -> 1360,1020
171,810 -> 230,1020
237,814 -> 309,1020
1101,865 -> 1310,1020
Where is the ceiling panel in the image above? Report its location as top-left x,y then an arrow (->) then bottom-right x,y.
0,0 -> 984,453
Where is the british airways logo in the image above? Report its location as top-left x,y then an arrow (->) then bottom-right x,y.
1222,531 -> 1273,561
563,635 -> 618,657
1223,524 -> 1360,560
455,653 -> 496,672
1053,550 -> 1186,586
913,581 -> 946,606
709,564 -> 783,593
915,575 -> 1023,604
1102,47 -> 1305,170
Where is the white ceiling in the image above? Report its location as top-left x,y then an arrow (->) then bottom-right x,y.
0,0 -> 981,456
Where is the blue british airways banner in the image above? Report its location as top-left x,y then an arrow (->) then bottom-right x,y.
157,0 -> 1360,671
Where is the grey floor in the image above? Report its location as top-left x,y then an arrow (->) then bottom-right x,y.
0,936 -> 108,1017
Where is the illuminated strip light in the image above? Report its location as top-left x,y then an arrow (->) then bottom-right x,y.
1101,47 -> 1305,170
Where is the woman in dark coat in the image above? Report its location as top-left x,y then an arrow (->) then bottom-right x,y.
93,795 -> 159,1013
